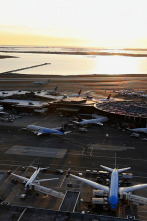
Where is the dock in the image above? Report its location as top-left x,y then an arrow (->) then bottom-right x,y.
1,63 -> 51,74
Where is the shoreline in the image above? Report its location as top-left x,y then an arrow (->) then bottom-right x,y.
1,51 -> 147,57
0,73 -> 147,78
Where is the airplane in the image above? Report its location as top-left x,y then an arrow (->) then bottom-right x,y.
70,161 -> 147,209
68,89 -> 82,98
73,115 -> 108,126
45,86 -> 59,95
0,105 -> 4,111
26,124 -> 71,136
11,166 -> 58,191
33,79 -> 50,85
128,128 -> 147,134
98,94 -> 111,101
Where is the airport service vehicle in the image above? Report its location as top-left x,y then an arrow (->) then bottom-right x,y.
129,128 -> 147,134
73,115 -> 108,126
11,166 -> 58,191
70,163 -> 147,210
27,124 -> 71,136
33,79 -> 50,85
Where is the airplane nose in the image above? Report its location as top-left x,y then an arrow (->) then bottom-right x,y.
109,196 -> 118,209
111,204 -> 117,210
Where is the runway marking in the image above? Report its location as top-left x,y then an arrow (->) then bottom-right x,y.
6,145 -> 67,158
16,190 -> 21,197
58,174 -> 66,188
33,115 -> 51,125
90,147 -> 93,156
25,159 -> 36,172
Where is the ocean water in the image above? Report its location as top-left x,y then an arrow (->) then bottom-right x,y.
0,47 -> 147,75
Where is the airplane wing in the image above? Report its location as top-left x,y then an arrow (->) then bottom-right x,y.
37,130 -> 45,136
35,129 -> 52,136
73,121 -> 80,124
64,131 -> 72,134
34,178 -> 58,183
96,122 -> 103,126
11,173 -> 29,182
119,184 -> 147,194
70,174 -> 109,193
122,193 -> 147,205
37,128 -> 64,136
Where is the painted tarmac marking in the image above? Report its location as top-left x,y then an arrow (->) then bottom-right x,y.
90,147 -> 93,156
25,159 -> 36,172
58,174 -> 66,188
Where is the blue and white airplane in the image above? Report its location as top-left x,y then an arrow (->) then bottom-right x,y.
33,79 -> 50,85
11,166 -> 58,191
129,128 -> 147,134
27,124 -> 71,136
70,163 -> 147,209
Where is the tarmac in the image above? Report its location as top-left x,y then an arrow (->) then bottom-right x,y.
0,74 -> 147,220
0,112 -> 147,220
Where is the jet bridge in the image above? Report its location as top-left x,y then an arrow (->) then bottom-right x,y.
34,184 -> 64,199
122,193 -> 147,206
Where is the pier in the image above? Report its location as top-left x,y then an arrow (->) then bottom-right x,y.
1,63 -> 51,74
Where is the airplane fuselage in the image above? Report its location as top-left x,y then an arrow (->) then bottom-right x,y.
77,117 -> 108,125
25,168 -> 40,190
130,128 -> 147,134
109,169 -> 119,209
27,125 -> 64,135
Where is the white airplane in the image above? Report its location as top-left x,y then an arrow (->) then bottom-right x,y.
27,124 -> 71,136
11,166 -> 58,191
98,94 -> 111,101
129,128 -> 147,134
70,163 -> 147,210
0,105 -> 4,111
46,86 -> 59,95
68,89 -> 82,97
73,115 -> 108,126
33,79 -> 50,85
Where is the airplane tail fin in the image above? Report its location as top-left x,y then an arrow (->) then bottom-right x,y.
39,167 -> 49,171
30,166 -> 49,171
34,178 -> 58,184
30,166 -> 38,170
107,94 -> 111,100
100,165 -> 130,173
78,89 -> 82,95
59,123 -> 68,132
77,115 -> 82,122
100,165 -> 113,172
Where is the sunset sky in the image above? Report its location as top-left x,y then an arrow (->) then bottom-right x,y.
0,0 -> 147,48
